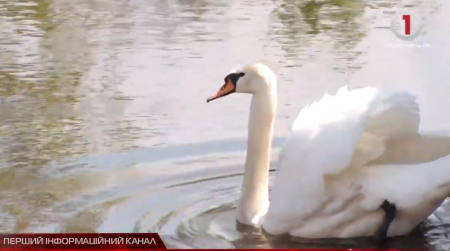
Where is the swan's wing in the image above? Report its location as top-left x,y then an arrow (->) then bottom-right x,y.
349,89 -> 420,167
368,132 -> 450,166
277,86 -> 420,173
264,86 -> 420,235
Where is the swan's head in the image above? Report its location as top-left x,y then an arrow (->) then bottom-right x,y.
206,63 -> 276,102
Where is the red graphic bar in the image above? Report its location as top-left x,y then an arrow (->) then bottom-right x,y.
0,233 -> 166,249
0,234 -> 428,250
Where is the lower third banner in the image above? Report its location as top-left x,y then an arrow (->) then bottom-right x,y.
0,233 -> 421,250
0,233 -> 166,249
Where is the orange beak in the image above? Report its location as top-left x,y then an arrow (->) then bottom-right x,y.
206,79 -> 236,103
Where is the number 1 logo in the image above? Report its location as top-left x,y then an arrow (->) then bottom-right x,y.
402,15 -> 411,35
391,10 -> 424,40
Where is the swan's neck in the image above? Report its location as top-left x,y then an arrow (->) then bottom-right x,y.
237,90 -> 277,226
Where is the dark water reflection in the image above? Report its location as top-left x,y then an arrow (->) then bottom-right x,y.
1,0 -> 450,249
269,0 -> 367,70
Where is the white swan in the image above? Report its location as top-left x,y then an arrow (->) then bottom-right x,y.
206,63 -> 450,240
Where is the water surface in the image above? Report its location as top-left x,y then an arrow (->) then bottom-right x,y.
1,0 -> 450,249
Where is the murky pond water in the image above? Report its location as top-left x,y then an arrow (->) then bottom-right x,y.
1,0 -> 450,249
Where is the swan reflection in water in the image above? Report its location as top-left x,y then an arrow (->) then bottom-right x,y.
173,202 -> 428,249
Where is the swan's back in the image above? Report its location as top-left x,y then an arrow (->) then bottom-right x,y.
264,86 -> 421,236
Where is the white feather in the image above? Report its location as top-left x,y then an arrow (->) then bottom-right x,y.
263,86 -> 450,238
